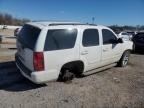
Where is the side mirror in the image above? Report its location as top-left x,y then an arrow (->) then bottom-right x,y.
117,38 -> 123,43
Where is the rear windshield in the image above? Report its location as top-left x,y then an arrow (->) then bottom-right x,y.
18,24 -> 41,50
44,29 -> 77,51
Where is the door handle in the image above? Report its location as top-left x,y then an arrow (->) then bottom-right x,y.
103,48 -> 109,52
81,51 -> 88,55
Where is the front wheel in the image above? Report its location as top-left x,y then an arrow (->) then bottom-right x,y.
118,50 -> 130,67
132,44 -> 137,52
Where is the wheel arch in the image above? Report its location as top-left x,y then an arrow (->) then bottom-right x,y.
60,60 -> 85,75
117,49 -> 131,67
123,49 -> 132,54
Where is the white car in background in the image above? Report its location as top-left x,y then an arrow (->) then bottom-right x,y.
118,32 -> 132,41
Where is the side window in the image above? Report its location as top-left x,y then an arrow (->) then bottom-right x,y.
82,29 -> 99,47
44,29 -> 77,51
102,29 -> 117,45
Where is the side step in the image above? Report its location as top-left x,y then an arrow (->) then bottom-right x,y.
83,63 -> 117,76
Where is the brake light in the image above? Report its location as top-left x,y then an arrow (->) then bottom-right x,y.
33,52 -> 44,71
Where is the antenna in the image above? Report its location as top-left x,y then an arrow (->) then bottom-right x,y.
92,17 -> 95,24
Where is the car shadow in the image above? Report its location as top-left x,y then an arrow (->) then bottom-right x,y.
0,61 -> 46,92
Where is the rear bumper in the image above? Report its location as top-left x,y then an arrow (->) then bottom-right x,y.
15,54 -> 59,84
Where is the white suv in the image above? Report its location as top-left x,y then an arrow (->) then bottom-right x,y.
15,22 -> 133,84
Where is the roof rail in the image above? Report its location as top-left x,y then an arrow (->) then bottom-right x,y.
29,21 -> 97,26
49,23 -> 97,26
49,23 -> 80,26
31,21 -> 80,26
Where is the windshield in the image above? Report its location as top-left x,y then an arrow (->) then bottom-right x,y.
18,24 -> 41,50
121,33 -> 129,35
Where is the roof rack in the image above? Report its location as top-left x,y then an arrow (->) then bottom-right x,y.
30,21 -> 97,26
49,23 -> 97,26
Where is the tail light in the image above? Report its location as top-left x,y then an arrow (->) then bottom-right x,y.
33,52 -> 44,71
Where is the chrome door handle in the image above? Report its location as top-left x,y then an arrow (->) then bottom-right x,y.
81,51 -> 88,55
103,48 -> 109,52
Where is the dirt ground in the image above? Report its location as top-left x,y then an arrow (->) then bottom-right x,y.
0,47 -> 144,108
0,29 -> 16,62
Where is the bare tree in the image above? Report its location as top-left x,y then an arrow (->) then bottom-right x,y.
0,12 -> 30,25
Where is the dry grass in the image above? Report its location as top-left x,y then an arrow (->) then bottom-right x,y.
0,55 -> 15,62
0,42 -> 16,44
0,29 -> 14,36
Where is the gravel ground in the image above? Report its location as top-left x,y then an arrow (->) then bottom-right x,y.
0,29 -> 16,62
0,30 -> 144,108
0,52 -> 144,108
0,45 -> 16,62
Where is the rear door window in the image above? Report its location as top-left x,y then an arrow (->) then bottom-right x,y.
18,24 -> 41,50
82,29 -> 99,47
44,29 -> 77,51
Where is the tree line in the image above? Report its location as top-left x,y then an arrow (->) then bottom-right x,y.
109,25 -> 144,34
0,12 -> 30,26
0,12 -> 144,33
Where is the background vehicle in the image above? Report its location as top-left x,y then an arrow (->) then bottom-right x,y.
0,35 -> 2,42
127,31 -> 137,37
2,25 -> 7,29
14,27 -> 21,36
132,32 -> 144,52
118,32 -> 132,41
15,22 -> 133,84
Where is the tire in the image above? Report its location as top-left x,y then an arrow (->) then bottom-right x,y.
58,68 -> 75,82
0,36 -> 2,43
118,50 -> 130,67
133,44 -> 136,52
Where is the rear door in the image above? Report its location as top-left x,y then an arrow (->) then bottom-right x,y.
17,24 -> 41,71
80,28 -> 102,71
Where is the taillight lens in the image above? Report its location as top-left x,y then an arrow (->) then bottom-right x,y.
33,52 -> 44,71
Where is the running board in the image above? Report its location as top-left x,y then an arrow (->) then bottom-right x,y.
83,63 -> 117,76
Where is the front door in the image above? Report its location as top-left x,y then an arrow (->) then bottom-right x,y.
101,29 -> 122,65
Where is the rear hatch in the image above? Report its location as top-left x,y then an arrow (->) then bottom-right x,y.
16,24 -> 41,71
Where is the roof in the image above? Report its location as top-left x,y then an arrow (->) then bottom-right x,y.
27,21 -> 80,27
26,21 -> 109,30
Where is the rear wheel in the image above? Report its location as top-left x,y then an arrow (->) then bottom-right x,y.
133,44 -> 135,52
58,68 -> 75,82
118,50 -> 130,67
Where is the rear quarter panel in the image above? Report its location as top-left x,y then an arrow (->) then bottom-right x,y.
43,27 -> 80,76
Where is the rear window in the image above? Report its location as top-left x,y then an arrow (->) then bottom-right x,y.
44,29 -> 77,51
18,24 -> 41,50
